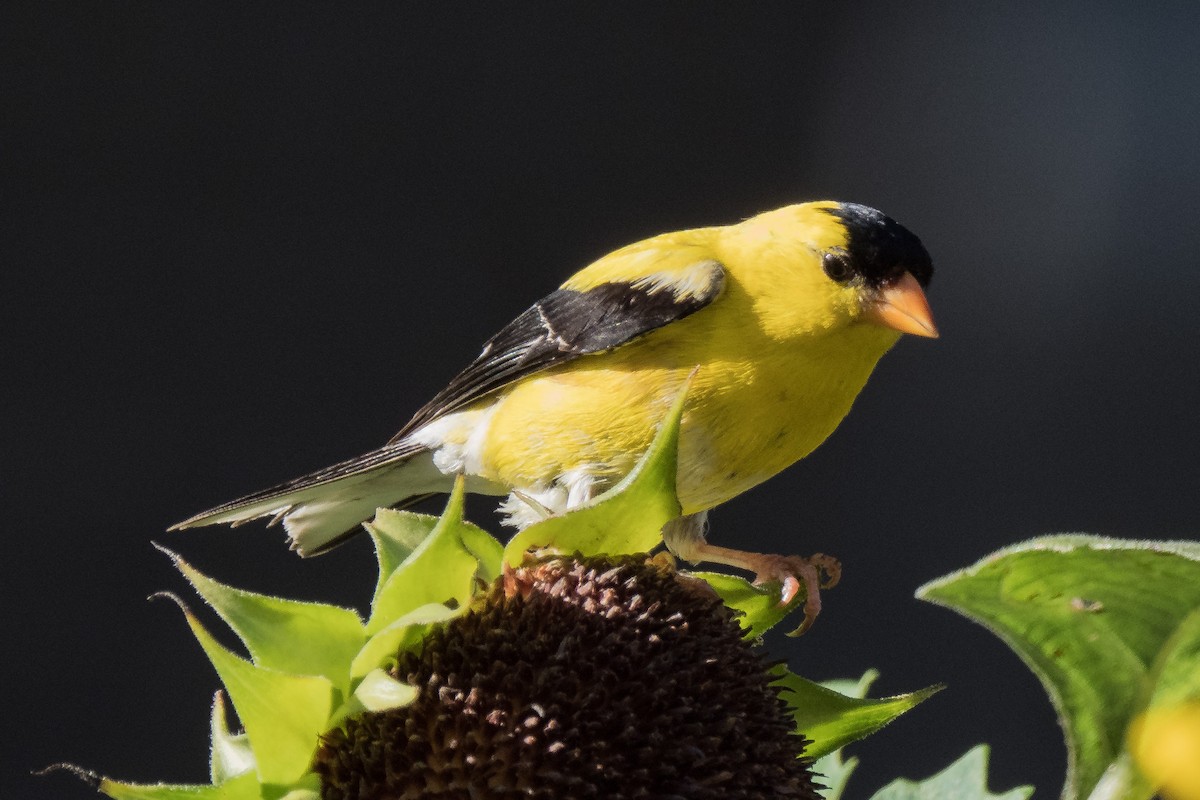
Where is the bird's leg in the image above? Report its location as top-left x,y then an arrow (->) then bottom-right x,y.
661,512 -> 841,636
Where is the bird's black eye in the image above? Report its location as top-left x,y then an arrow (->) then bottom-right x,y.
822,253 -> 853,283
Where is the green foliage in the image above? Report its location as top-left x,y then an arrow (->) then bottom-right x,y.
799,676 -> 1014,800
773,669 -> 941,760
869,746 -> 1033,800
810,671 -> 886,800
183,607 -> 333,785
92,484 -> 503,799
1144,606 -> 1200,713
208,692 -> 254,784
367,477 -> 493,634
166,549 -> 363,694
98,773 -> 266,800
693,570 -> 790,639
919,535 -> 1200,800
58,394 -> 1200,800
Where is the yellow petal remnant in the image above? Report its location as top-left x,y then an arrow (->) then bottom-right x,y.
1129,702 -> 1200,800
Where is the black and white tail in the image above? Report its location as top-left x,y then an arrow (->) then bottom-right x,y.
168,439 -> 450,556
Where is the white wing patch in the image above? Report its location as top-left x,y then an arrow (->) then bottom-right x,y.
628,259 -> 725,302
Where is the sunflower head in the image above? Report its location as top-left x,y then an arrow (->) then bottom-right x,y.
316,554 -> 820,799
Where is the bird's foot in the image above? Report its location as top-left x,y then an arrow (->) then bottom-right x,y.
660,514 -> 840,636
745,551 -> 842,636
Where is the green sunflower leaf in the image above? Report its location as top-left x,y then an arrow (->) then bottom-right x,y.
367,478 -> 485,635
693,571 -> 788,639
353,667 -> 420,712
99,771 -> 261,800
274,784 -> 320,800
810,671 -> 878,800
327,665 -> 423,728
351,602 -> 462,679
1108,608 -> 1200,800
458,517 -> 504,582
164,547 -> 364,694
1145,606 -> 1200,712
869,745 -> 1033,800
181,605 -> 333,786
812,731 -> 859,800
917,534 -> 1200,800
503,378 -> 687,563
366,504 -> 500,602
773,667 -> 941,760
363,510 -> 439,606
209,691 -> 255,784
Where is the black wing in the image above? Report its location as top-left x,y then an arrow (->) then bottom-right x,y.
392,260 -> 726,440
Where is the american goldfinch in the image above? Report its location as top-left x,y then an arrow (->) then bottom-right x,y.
173,201 -> 936,632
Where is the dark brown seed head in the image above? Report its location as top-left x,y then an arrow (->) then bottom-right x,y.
314,555 -> 821,799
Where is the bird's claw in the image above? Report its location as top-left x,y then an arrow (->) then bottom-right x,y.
750,552 -> 843,636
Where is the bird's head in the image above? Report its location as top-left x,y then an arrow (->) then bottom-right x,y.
727,201 -> 937,340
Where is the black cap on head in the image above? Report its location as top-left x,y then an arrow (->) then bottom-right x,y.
822,203 -> 934,288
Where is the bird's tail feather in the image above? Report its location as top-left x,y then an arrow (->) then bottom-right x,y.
169,439 -> 449,556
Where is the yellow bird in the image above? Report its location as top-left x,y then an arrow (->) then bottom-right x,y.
172,201 -> 937,632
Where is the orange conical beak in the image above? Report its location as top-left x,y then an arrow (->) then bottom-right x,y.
865,272 -> 939,338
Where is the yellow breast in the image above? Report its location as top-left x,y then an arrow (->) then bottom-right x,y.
476,251 -> 899,512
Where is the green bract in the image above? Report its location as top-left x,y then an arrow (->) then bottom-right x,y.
95,477 -> 492,800
63,392 -> 935,799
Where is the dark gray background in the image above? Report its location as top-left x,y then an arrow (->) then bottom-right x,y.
7,2 -> 1200,798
